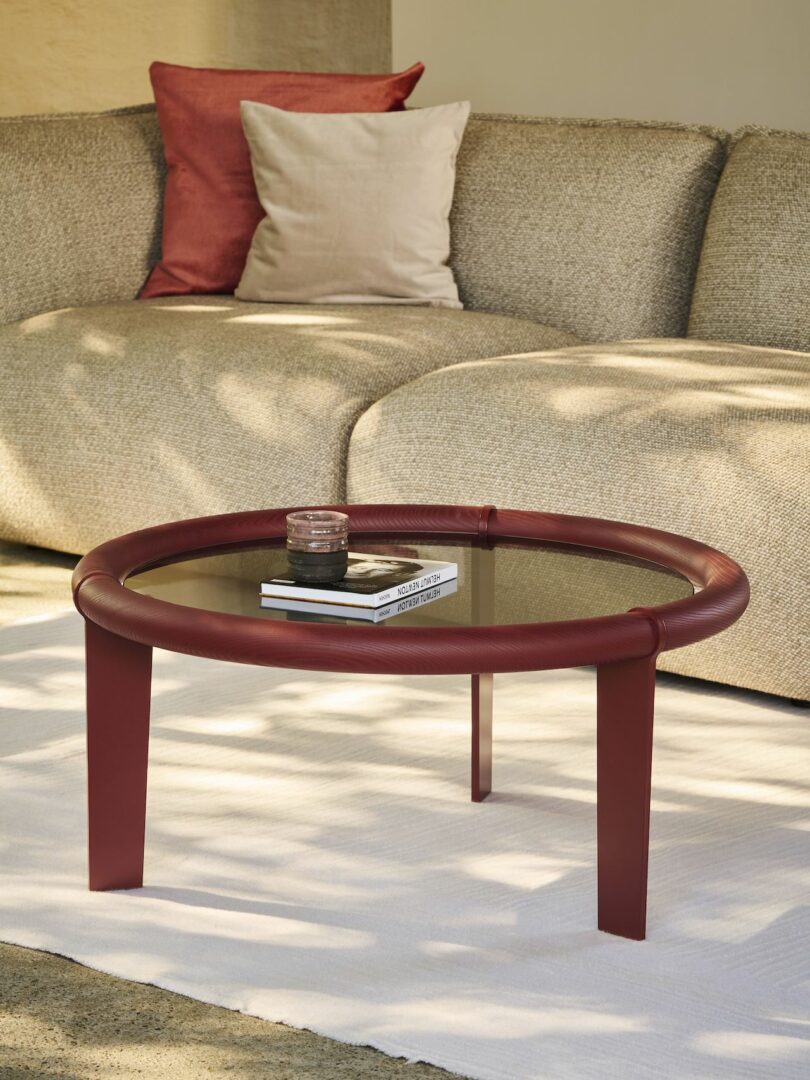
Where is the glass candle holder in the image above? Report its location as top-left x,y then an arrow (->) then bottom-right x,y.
286,510 -> 349,584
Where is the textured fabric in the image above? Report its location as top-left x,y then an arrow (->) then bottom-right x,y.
347,339 -> 810,700
141,61 -> 424,300
1,105 -> 729,340
689,127 -> 810,352
237,101 -> 469,308
0,105 -> 164,327
4,613 -> 808,1080
0,297 -> 578,554
450,115 -> 727,341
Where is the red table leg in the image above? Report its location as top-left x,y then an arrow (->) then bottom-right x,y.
85,620 -> 152,891
596,654 -> 656,939
472,672 -> 493,802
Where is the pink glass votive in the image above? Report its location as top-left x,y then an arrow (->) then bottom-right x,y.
286,510 -> 349,583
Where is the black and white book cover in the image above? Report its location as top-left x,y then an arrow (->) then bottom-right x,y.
261,553 -> 458,609
260,577 -> 459,622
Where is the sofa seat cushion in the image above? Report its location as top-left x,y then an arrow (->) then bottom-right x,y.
0,296 -> 578,553
347,339 -> 810,699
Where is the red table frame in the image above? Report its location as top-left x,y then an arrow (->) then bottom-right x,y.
72,504 -> 749,940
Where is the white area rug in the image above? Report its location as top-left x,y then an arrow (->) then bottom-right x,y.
2,609 -> 808,1080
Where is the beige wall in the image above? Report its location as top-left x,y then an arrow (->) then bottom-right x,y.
393,0 -> 810,131
0,0 -> 391,117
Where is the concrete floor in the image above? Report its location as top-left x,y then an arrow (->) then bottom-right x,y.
0,541 -> 459,1080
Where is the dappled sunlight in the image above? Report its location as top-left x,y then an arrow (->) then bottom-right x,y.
732,383 -> 808,405
374,997 -> 646,1038
1,666 -> 83,699
546,385 -> 629,417
19,309 -> 64,334
451,343 -> 809,431
742,425 -> 810,494
0,730 -> 83,763
656,386 -> 810,415
693,1030 -> 808,1062
628,338 -> 810,359
657,776 -> 809,807
0,437 -> 57,524
461,852 -> 586,890
214,370 -> 348,449
165,714 -> 269,737
2,300 -> 594,564
151,304 -> 233,312
295,333 -> 388,365
584,352 -> 781,382
677,898 -> 810,947
153,442 -> 224,510
159,763 -> 334,797
2,612 -> 808,1079
309,329 -> 413,349
226,312 -> 352,326
0,607 -> 74,625
120,895 -> 377,953
81,330 -> 125,357
214,372 -> 294,439
501,781 -> 598,807
290,680 -> 413,715
84,951 -> 174,985
1,642 -> 82,660
419,939 -> 502,958
146,676 -> 190,698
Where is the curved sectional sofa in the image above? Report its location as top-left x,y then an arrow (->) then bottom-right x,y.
1,105 -> 807,699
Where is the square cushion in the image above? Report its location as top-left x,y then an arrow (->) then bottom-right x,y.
236,101 -> 470,308
688,127 -> 810,352
140,61 -> 424,299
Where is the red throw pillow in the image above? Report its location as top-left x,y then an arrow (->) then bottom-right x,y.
140,60 -> 425,299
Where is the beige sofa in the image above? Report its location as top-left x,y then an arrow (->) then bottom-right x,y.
0,106 -> 807,699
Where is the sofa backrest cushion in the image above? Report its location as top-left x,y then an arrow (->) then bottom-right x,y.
688,127 -> 810,352
450,115 -> 726,342
0,105 -> 164,326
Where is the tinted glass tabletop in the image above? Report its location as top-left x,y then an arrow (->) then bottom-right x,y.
126,537 -> 693,629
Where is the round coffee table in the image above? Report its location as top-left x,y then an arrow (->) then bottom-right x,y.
72,504 -> 749,939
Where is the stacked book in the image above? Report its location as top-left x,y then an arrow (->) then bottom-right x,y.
260,553 -> 458,622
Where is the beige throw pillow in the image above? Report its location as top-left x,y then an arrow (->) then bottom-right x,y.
236,100 -> 471,308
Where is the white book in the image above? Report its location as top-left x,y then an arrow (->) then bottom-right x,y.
260,577 -> 458,623
261,552 -> 458,609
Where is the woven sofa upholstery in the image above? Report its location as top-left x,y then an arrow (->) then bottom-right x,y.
0,297 -> 575,553
0,103 -> 808,698
450,115 -> 726,340
346,340 -> 810,699
0,106 -> 724,340
689,127 -> 810,353
0,105 -> 164,327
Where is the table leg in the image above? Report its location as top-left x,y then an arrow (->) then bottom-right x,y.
596,654 -> 656,939
472,672 -> 493,802
85,620 -> 152,891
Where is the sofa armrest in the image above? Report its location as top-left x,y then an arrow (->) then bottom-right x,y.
0,105 -> 165,326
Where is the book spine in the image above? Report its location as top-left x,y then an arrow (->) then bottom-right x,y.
261,563 -> 458,608
261,598 -> 376,620
384,581 -> 454,618
260,578 -> 457,622
370,564 -> 457,607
